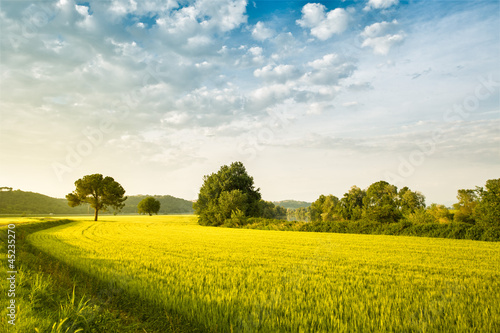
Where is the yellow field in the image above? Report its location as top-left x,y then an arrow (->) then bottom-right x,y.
25,215 -> 500,332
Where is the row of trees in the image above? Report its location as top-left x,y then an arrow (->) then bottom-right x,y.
452,179 -> 500,226
193,162 -> 499,228
306,181 -> 425,223
66,167 -> 498,228
288,179 -> 500,227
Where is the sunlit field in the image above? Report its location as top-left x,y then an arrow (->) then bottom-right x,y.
24,215 -> 500,332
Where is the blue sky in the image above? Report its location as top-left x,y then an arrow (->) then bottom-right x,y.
0,0 -> 499,206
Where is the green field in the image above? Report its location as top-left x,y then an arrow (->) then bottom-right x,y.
11,215 -> 498,332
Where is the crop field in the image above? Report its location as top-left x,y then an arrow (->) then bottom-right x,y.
24,215 -> 500,332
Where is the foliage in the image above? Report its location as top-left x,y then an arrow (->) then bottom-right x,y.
243,217 -> 500,242
287,206 -> 310,222
446,178 -> 500,226
258,200 -> 287,219
26,215 -> 500,332
66,174 -> 127,221
194,162 -> 261,226
405,208 -> 436,224
398,186 -> 425,215
137,197 -> 161,216
363,181 -> 401,222
339,186 -> 365,221
453,189 -> 478,223
426,203 -> 454,223
308,181 -> 424,224
474,178 -> 500,227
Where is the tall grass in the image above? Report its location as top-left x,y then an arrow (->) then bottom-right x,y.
0,218 -> 196,332
25,215 -> 500,332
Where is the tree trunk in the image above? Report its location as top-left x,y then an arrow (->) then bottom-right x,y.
94,209 -> 98,221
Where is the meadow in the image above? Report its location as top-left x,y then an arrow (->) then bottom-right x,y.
3,215 -> 494,332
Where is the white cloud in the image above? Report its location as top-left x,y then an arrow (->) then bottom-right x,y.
360,20 -> 405,55
246,46 -> 265,64
307,53 -> 341,69
362,33 -> 405,55
75,4 -> 89,16
365,0 -> 399,10
297,3 -> 325,27
343,101 -> 359,107
254,64 -> 300,83
195,0 -> 248,32
252,21 -> 274,41
161,111 -> 190,126
361,19 -> 398,38
297,3 -> 349,40
303,53 -> 356,85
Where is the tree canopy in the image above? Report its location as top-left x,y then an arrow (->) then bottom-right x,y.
308,181 -> 426,224
66,174 -> 127,221
194,162 -> 261,226
138,197 -> 161,216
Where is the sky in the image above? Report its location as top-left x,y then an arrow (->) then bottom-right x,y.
0,0 -> 499,206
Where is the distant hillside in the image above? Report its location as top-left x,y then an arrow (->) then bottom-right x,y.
0,190 -> 193,215
0,190 -> 88,214
122,195 -> 194,214
273,200 -> 311,210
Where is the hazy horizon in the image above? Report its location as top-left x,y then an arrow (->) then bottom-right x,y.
1,0 -> 499,207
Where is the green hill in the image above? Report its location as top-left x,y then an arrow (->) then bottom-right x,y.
122,195 -> 194,214
273,200 -> 311,210
0,190 -> 89,214
0,190 -> 194,215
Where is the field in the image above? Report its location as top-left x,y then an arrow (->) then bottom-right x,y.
12,215 -> 497,332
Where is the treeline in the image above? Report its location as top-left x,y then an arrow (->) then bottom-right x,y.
240,218 -> 500,242
252,178 -> 500,241
287,179 -> 500,228
193,162 -> 499,241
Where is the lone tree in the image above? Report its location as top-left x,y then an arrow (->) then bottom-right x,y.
138,197 -> 161,216
194,161 -> 261,226
66,174 -> 127,221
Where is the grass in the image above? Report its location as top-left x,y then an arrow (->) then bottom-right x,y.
13,215 -> 500,332
0,217 -> 198,332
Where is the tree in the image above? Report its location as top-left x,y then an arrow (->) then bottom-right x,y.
258,200 -> 287,219
427,203 -> 453,223
474,178 -> 500,227
339,186 -> 365,221
138,197 -> 161,216
398,186 -> 425,216
193,162 -> 261,226
217,190 -> 248,226
321,195 -> 340,222
453,189 -> 478,223
363,181 -> 401,223
66,174 -> 127,221
310,195 -> 326,222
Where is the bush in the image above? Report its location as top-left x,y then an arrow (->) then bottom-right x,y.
465,225 -> 485,241
481,227 -> 500,242
237,217 -> 500,242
